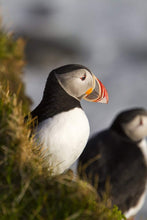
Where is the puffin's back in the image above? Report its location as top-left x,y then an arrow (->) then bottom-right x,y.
78,129 -> 147,213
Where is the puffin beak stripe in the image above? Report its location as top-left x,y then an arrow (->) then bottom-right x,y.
85,87 -> 93,95
95,79 -> 109,103
83,74 -> 109,104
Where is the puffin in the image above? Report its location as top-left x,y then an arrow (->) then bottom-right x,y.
27,64 -> 109,175
78,108 -> 147,220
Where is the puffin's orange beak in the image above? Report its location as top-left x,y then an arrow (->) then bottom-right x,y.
83,74 -> 109,104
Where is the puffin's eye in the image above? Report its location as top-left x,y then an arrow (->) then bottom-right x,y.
139,118 -> 143,126
80,73 -> 86,81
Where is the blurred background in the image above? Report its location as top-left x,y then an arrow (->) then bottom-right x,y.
0,0 -> 147,219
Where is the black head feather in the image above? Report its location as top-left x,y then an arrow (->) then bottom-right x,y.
53,64 -> 91,75
110,108 -> 147,139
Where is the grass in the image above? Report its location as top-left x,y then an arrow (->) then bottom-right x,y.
0,21 -> 126,220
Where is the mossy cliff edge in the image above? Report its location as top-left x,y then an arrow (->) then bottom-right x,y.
0,26 -> 126,220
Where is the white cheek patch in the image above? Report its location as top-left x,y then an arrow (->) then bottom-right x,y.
122,116 -> 147,141
55,69 -> 93,100
134,116 -> 147,139
138,138 -> 147,164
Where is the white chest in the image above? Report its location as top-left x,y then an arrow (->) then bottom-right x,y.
35,107 -> 90,174
124,191 -> 146,219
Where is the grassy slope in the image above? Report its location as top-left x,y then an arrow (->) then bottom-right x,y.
0,25 -> 126,220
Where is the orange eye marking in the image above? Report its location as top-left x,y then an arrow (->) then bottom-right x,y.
85,87 -> 93,95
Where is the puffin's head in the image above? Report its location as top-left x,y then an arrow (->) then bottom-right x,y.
54,64 -> 109,103
111,108 -> 147,142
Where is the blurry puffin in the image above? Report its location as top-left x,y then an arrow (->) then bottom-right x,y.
27,64 -> 109,175
78,108 -> 147,219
